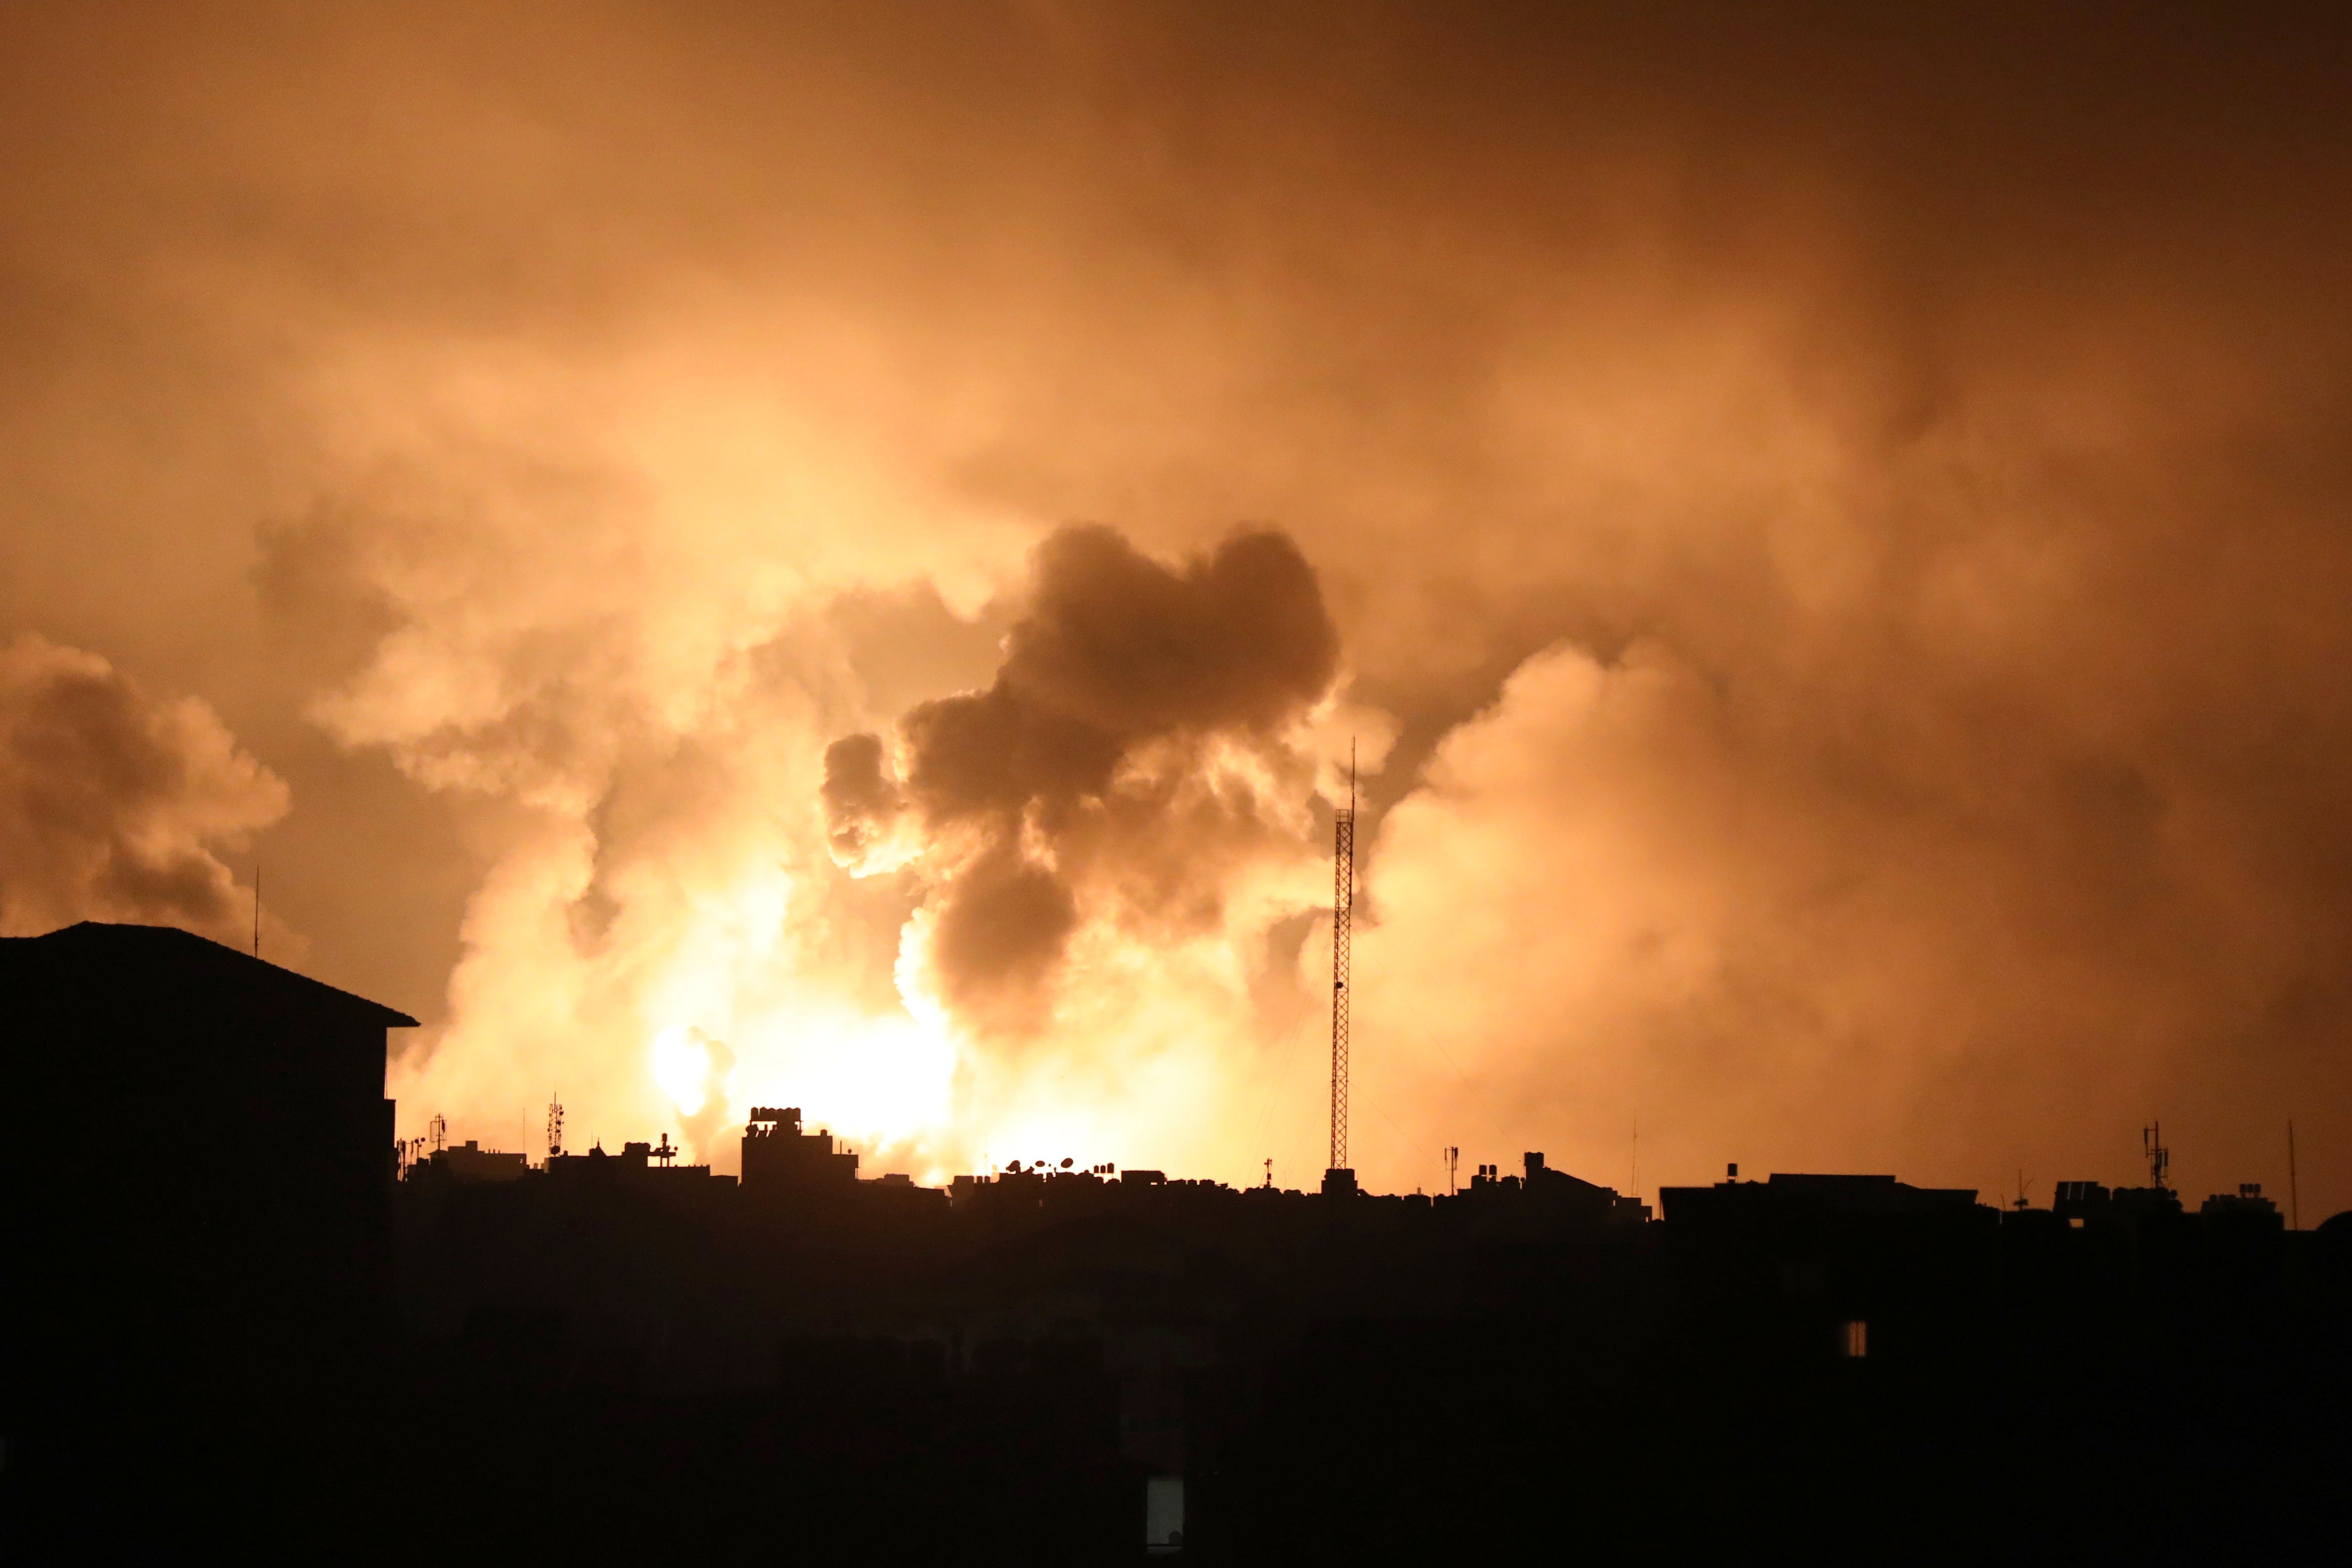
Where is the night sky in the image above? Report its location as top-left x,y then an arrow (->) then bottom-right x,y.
4,4 -> 2350,1216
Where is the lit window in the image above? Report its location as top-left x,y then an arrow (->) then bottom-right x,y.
1840,1320 -> 1868,1359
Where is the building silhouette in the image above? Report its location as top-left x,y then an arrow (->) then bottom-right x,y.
411,1138 -> 530,1184
10,920 -> 2352,1559
740,1104 -> 858,1193
2,921 -> 416,1550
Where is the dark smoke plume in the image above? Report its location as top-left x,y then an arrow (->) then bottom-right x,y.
0,634 -> 288,941
826,524 -> 1338,1028
819,732 -> 902,864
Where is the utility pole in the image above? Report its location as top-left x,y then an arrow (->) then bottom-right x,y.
1326,745 -> 1356,1191
2289,1120 -> 2300,1230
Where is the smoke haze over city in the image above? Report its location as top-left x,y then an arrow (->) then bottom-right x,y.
5,3 -> 2351,1214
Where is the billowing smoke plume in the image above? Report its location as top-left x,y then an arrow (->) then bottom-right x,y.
827,524 -> 1339,1032
6,5 -> 2352,1210
0,634 -> 287,943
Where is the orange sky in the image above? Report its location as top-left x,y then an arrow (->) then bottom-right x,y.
4,4 -> 2351,1217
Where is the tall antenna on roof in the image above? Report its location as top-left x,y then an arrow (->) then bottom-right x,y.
252,864 -> 262,959
1327,741 -> 1356,1181
2142,1121 -> 2169,1191
2288,1119 -> 2300,1230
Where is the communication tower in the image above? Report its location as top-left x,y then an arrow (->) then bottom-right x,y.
547,1091 -> 565,1160
1326,745 -> 1356,1185
2142,1121 -> 2170,1190
427,1112 -> 446,1155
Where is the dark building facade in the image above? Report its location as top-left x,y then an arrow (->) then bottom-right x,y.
2,922 -> 416,1545
740,1104 -> 859,1194
412,1138 -> 532,1184
14,922 -> 2351,1557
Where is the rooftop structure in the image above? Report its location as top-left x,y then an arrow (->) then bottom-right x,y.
741,1105 -> 859,1194
412,1139 -> 530,1185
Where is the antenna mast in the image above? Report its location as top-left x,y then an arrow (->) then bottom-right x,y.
2142,1121 -> 2169,1191
1328,744 -> 1356,1180
547,1090 -> 565,1160
2288,1120 -> 2300,1230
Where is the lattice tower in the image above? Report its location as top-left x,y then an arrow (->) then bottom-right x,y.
1329,757 -> 1356,1174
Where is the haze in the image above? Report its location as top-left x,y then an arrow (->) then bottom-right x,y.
4,3 -> 2349,1217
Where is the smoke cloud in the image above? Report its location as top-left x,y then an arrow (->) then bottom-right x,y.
1,5 -> 2349,1209
0,634 -> 286,944
828,525 -> 1338,1030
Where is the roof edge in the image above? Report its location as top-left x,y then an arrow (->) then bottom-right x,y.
13,922 -> 421,1028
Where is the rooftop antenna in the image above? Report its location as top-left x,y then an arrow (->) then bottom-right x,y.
252,864 -> 262,959
1444,1145 -> 1459,1196
427,1112 -> 446,1155
546,1091 -> 564,1160
653,1132 -> 676,1167
2288,1120 -> 2300,1230
2142,1121 -> 2169,1191
1327,741 -> 1356,1183
1263,1157 -> 1273,1189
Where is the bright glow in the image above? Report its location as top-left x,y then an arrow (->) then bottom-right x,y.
728,1002 -> 958,1152
651,1023 -> 714,1117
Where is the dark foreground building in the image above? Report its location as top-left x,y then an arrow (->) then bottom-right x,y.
1,922 -> 416,1550
394,1146 -> 2352,1561
10,922 -> 2352,1560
